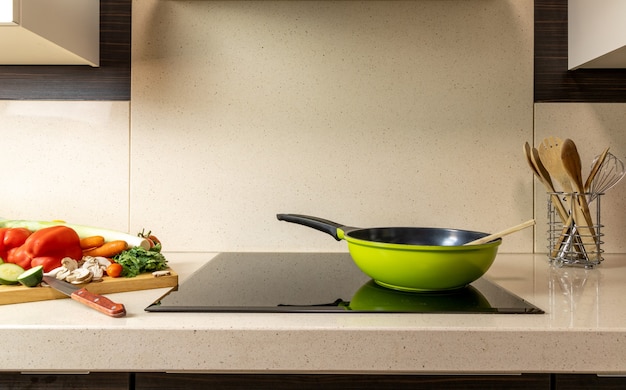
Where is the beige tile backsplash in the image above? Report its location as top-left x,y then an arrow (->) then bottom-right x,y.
0,101 -> 130,231
0,1 -> 623,255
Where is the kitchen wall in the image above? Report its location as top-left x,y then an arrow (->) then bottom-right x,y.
0,1 -> 624,255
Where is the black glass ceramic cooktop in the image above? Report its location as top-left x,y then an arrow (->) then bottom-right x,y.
145,252 -> 543,314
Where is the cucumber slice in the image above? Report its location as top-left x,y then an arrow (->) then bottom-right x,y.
17,265 -> 44,287
0,263 -> 26,285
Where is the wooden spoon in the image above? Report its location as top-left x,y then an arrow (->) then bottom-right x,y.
538,136 -> 573,193
584,146 -> 610,193
523,142 -> 568,223
561,138 -> 599,254
535,138 -> 585,258
527,143 -> 576,256
464,219 -> 535,246
561,139 -> 593,214
528,145 -> 568,222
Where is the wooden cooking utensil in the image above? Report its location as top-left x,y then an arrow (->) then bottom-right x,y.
561,139 -> 599,258
524,142 -> 567,222
464,219 -> 535,246
524,143 -> 568,222
536,137 -> 577,243
538,136 -> 574,193
528,144 -> 575,257
553,147 -> 609,256
535,138 -> 587,258
561,139 -> 595,225
531,144 -> 583,258
584,146 -> 610,193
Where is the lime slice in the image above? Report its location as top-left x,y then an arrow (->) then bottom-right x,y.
0,263 -> 26,285
17,265 -> 44,287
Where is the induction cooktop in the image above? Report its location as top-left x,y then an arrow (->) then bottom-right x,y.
145,252 -> 543,314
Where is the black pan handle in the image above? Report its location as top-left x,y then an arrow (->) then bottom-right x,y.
276,214 -> 346,241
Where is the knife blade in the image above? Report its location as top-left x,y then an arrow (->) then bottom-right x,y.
43,276 -> 126,318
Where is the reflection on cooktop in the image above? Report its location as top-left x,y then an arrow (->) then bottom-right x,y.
146,252 -> 543,314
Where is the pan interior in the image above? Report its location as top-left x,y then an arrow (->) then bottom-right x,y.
347,227 -> 487,247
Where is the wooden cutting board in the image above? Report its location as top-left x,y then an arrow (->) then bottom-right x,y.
0,268 -> 178,305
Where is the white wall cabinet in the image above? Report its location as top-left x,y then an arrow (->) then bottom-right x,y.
0,0 -> 99,66
569,0 -> 626,69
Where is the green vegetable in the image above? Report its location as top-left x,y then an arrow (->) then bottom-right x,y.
17,265 -> 44,287
0,263 -> 25,285
113,244 -> 168,277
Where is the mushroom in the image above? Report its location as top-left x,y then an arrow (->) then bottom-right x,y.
62,257 -> 79,269
82,256 -> 106,281
95,256 -> 112,268
45,266 -> 64,278
55,257 -> 79,280
66,268 -> 93,284
90,267 -> 104,281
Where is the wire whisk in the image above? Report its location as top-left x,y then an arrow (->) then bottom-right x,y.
588,152 -> 625,203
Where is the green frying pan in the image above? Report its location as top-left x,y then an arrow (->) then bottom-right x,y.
277,214 -> 501,292
348,280 -> 492,312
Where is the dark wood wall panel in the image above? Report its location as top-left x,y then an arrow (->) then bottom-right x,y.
535,0 -> 626,102
0,0 -> 131,101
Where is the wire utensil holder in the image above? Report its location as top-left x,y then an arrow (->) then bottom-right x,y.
547,192 -> 604,268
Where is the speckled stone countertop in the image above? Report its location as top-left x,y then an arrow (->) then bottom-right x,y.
1,252 -> 625,375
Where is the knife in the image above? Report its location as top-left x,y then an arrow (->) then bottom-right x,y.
43,276 -> 126,318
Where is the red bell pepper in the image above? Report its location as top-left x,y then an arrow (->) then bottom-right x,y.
30,256 -> 68,272
0,227 -> 32,262
6,226 -> 83,272
6,245 -> 31,269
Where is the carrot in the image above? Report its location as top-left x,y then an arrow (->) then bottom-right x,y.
80,235 -> 105,250
82,240 -> 128,258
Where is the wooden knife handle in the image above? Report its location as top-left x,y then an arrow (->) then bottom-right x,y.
71,288 -> 127,318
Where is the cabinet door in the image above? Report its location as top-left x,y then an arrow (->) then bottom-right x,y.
0,372 -> 130,389
135,373 -> 550,390
555,374 -> 626,389
0,0 -> 130,100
